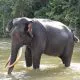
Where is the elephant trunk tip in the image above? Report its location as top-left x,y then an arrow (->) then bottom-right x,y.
8,67 -> 13,75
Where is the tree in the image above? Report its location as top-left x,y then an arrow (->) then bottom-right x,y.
0,0 -> 80,37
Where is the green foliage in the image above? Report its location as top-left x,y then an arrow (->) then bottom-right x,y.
0,0 -> 80,37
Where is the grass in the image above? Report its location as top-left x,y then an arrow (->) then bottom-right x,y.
0,38 -> 80,80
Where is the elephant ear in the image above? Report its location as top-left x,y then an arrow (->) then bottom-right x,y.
6,20 -> 13,32
24,21 -> 33,38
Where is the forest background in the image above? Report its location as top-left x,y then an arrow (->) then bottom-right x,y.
0,0 -> 80,38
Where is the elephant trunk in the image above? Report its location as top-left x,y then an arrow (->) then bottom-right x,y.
7,42 -> 21,74
8,47 -> 22,68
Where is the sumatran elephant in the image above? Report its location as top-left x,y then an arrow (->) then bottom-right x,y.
6,17 -> 79,74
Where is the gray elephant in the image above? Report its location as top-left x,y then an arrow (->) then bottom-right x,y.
6,17 -> 79,74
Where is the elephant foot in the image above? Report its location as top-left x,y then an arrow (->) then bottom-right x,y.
26,62 -> 32,67
25,56 -> 32,67
33,64 -> 39,69
60,56 -> 71,67
33,66 -> 39,69
64,62 -> 70,67
64,58 -> 71,67
8,67 -> 13,75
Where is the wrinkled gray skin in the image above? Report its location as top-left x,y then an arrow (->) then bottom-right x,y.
6,17 -> 78,74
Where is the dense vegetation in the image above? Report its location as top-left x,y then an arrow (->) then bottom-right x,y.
0,0 -> 80,37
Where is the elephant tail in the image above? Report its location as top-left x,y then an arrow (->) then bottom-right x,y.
73,35 -> 79,43
71,29 -> 79,43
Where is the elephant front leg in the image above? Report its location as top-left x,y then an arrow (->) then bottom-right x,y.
25,47 -> 32,67
32,52 -> 42,69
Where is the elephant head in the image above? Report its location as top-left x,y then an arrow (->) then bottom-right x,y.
6,17 -> 33,74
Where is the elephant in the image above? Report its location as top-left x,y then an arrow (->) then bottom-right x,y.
6,17 -> 79,74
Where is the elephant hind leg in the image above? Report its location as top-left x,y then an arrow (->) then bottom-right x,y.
60,42 -> 74,67
25,47 -> 32,67
60,54 -> 72,67
64,56 -> 71,67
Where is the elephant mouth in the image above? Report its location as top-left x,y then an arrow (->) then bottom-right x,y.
5,47 -> 23,68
